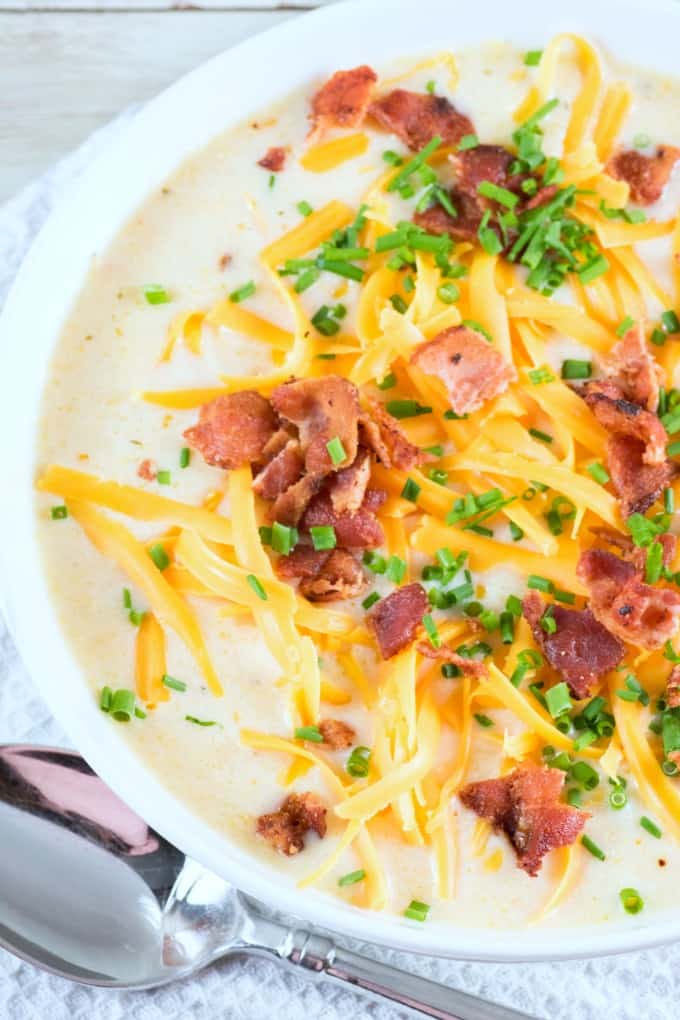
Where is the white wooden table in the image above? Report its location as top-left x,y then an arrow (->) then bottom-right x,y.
0,0 -> 333,205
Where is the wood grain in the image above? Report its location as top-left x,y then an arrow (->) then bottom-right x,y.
1,9 -> 303,202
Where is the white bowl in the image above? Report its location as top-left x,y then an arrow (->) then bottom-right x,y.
2,0 -> 680,963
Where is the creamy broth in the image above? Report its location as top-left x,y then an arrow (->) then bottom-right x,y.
36,39 -> 680,930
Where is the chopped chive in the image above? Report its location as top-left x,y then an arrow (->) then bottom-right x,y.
386,555 -> 407,584
271,521 -> 298,555
477,181 -> 519,209
640,816 -> 662,839
561,359 -> 592,380
385,399 -> 432,419
268,174 -> 276,189
148,543 -> 170,571
422,613 -> 441,648
619,887 -> 644,914
425,79 -> 436,94
109,689 -> 136,721
162,674 -> 187,692
573,729 -> 599,751
297,200 -> 313,217
404,899 -> 430,922
529,427 -> 553,444
50,505 -> 68,520
229,281 -> 256,303
509,521 -> 524,541
326,436 -> 347,465
294,267 -> 321,293
646,541 -> 664,584
546,681 -> 573,719
541,609 -> 557,635
528,366 -> 555,385
362,592 -> 381,610
401,477 -> 421,503
295,725 -> 323,743
156,469 -> 171,485
524,49 -> 543,66
363,550 -> 387,574
581,834 -> 606,861
425,444 -> 444,457
477,210 -> 503,255
609,785 -> 627,810
428,468 -> 448,485
310,525 -> 337,551
651,327 -> 667,347
316,353 -> 337,360
633,133 -> 651,149
587,462 -> 610,485
346,745 -> 371,777
528,574 -> 553,593
377,372 -> 397,390
387,135 -> 442,193
390,293 -> 408,314
665,487 -> 675,514
185,715 -> 218,727
499,611 -> 515,644
668,439 -> 680,457
144,284 -> 170,305
179,447 -> 191,469
338,869 -> 366,887
246,574 -> 267,601
437,283 -> 460,304
570,761 -> 599,791
382,150 -> 404,167
616,315 -> 635,337
311,304 -> 341,336
662,310 -> 680,334
128,609 -> 145,627
474,713 -> 494,728
122,587 -> 132,610
100,686 -> 113,712
578,254 -> 610,284
457,134 -> 479,151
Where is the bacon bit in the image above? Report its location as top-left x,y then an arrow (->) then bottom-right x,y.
522,591 -> 624,699
137,459 -> 156,482
523,184 -> 559,210
583,381 -> 667,467
416,642 -> 488,677
269,474 -> 325,526
360,398 -> 428,471
256,792 -> 327,856
253,440 -> 304,501
183,391 -> 277,470
667,666 -> 680,709
413,188 -> 483,243
271,375 -> 360,476
606,146 -> 680,206
257,146 -> 287,172
451,144 -> 524,201
329,448 -> 371,514
310,65 -> 378,138
578,547 -> 680,650
301,488 -> 385,549
276,546 -> 365,602
410,325 -> 516,416
606,434 -> 677,518
367,582 -> 429,659
318,718 -> 356,749
460,763 -> 589,876
603,322 -> 663,413
590,526 -> 676,572
218,253 -> 232,271
369,90 -> 474,151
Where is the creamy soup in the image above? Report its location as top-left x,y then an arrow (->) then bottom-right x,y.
36,37 -> 680,931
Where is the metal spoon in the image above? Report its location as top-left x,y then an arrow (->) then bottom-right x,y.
0,744 -> 538,1020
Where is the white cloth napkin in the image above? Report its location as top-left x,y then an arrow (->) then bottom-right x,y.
1,110 -> 679,1020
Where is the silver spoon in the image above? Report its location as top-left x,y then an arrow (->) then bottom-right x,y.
0,744 -> 538,1020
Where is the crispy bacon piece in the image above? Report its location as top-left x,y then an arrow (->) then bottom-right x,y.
269,474 -> 323,526
667,666 -> 680,709
522,591 -> 624,699
276,546 -> 365,602
137,459 -> 156,481
271,375 -> 360,476
410,324 -> 516,416
310,65 -> 377,137
257,146 -> 287,172
369,89 -> 474,151
603,322 -> 662,412
460,763 -> 588,876
367,582 -> 429,659
524,184 -> 559,210
606,434 -> 677,518
256,792 -> 327,856
590,526 -> 676,573
450,144 -> 524,201
413,189 -> 484,243
416,642 -> 488,677
301,488 -> 385,549
606,146 -> 680,206
330,448 -> 371,513
318,718 -> 356,749
184,391 -> 276,470
583,381 -> 667,467
253,439 -> 304,501
578,548 -> 680,650
360,398 -> 427,471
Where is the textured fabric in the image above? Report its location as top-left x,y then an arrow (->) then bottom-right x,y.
1,111 -> 679,1020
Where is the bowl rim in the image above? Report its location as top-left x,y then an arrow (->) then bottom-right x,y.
3,0 -> 680,963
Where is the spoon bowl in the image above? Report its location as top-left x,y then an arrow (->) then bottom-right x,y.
0,744 -> 537,1019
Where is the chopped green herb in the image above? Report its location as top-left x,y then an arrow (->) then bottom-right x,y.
620,887 -> 644,914
422,613 -> 441,648
428,468 -> 448,486
561,359 -> 592,380
229,281 -> 256,303
578,254 -> 610,284
437,283 -> 460,304
581,834 -> 606,861
640,816 -> 662,839
509,521 -> 525,541
100,686 -> 113,712
246,574 -> 268,601
662,309 -> 680,334
616,315 -> 635,337
362,592 -> 381,610
401,477 -> 421,503
528,366 -> 555,385
387,135 -> 442,194
122,588 -> 132,610
386,555 -> 407,584
162,674 -> 187,692
546,681 -> 573,719
156,470 -> 171,485
377,372 -> 397,390
528,574 -> 553,593
587,462 -> 610,485
297,200 -> 313,218
457,134 -> 479,151
633,134 -> 651,149
338,869 -> 366,887
346,745 -> 371,778
311,304 -> 342,336
382,150 -> 404,167
363,550 -> 387,574
529,427 -> 553,444
144,284 -> 170,305
185,715 -> 218,727
524,49 -> 543,66
109,688 -> 137,721
295,725 -> 323,743
404,899 -> 430,922
271,521 -> 298,556
310,525 -> 337,551
390,293 -> 408,314
326,436 -> 347,465
385,399 -> 432,419
50,505 -> 68,520
148,543 -> 170,571
179,447 -> 191,469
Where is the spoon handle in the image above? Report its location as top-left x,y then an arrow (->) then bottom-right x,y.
274,927 -> 539,1020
